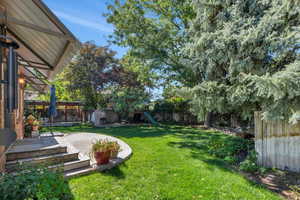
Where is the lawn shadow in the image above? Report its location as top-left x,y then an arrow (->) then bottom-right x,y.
167,128 -> 273,193
52,124 -> 189,138
102,166 -> 126,179
168,128 -> 251,173
65,182 -> 76,200
169,139 -> 233,173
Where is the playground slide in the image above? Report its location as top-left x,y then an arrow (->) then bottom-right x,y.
143,112 -> 159,125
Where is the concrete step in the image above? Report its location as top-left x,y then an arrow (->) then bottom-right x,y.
49,157 -> 90,172
63,158 -> 124,178
6,137 -> 68,161
64,166 -> 95,178
5,151 -> 79,172
6,146 -> 67,161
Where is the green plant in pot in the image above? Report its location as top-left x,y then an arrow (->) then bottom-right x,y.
91,139 -> 111,165
31,120 -> 40,131
26,115 -> 36,125
109,141 -> 121,158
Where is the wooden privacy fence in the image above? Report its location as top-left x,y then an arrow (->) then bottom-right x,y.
254,112 -> 300,172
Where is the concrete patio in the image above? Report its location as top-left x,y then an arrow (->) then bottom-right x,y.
5,133 -> 132,178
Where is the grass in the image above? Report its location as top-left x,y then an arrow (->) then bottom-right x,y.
52,125 -> 282,200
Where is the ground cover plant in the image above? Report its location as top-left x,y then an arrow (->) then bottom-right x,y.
52,125 -> 281,200
0,166 -> 73,200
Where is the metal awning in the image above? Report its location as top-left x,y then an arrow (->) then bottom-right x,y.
0,0 -> 80,92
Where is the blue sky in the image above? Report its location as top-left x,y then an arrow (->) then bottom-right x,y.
43,0 -> 163,99
44,0 -> 127,58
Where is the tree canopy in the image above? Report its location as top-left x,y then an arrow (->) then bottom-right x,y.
36,69 -> 82,102
181,0 -> 300,123
40,0 -> 300,125
53,42 -> 151,117
106,0 -> 197,86
64,42 -> 122,109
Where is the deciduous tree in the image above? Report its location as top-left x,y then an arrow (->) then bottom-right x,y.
106,0 -> 197,86
65,42 -> 121,109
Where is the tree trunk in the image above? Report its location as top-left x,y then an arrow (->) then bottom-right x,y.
204,112 -> 213,127
230,114 -> 239,128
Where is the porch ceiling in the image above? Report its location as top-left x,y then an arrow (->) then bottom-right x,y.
0,0 -> 80,92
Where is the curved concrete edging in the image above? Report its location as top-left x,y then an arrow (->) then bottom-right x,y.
63,132 -> 132,177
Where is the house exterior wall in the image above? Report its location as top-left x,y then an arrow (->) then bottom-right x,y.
0,31 -> 6,172
0,50 -> 25,172
15,68 -> 25,139
0,58 -> 5,172
0,62 -> 4,129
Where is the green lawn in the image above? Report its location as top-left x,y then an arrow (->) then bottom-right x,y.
53,125 -> 281,200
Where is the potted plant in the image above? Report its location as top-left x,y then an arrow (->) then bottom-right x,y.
31,120 -> 40,131
26,115 -> 36,125
24,123 -> 32,137
109,141 -> 121,158
91,140 -> 111,165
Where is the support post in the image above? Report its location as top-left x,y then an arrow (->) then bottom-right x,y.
65,105 -> 67,122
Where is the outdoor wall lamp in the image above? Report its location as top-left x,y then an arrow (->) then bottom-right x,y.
19,75 -> 26,90
19,77 -> 25,85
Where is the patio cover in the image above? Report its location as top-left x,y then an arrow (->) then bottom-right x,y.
0,0 -> 80,92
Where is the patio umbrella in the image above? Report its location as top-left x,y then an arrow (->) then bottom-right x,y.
48,85 -> 57,135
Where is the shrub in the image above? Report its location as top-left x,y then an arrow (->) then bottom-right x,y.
239,150 -> 260,173
0,166 -> 73,200
224,156 -> 238,164
207,134 -> 253,164
153,98 -> 189,113
206,133 -> 269,174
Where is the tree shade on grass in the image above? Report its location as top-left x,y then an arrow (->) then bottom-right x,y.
53,125 -> 282,200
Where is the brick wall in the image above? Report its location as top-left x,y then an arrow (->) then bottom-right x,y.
0,64 -> 25,173
15,70 -> 25,139
0,55 -> 5,172
0,146 -> 5,172
0,60 -> 4,129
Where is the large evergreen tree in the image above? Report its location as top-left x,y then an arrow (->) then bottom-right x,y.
184,0 -> 300,124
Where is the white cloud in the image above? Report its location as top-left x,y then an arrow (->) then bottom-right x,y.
54,10 -> 113,33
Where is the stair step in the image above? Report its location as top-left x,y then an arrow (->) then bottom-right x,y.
5,152 -> 79,172
6,137 -> 68,161
64,166 -> 95,178
49,157 -> 90,172
6,146 -> 67,161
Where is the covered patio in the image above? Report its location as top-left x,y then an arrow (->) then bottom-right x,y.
0,0 -> 80,172
25,100 -> 86,124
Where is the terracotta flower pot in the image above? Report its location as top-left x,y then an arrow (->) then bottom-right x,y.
32,125 -> 39,131
94,151 -> 111,165
27,119 -> 34,125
